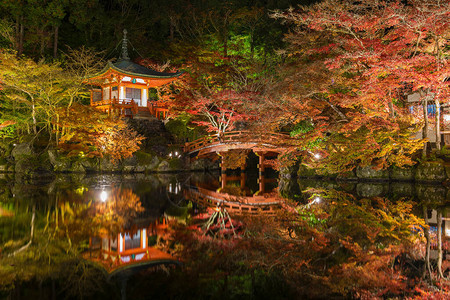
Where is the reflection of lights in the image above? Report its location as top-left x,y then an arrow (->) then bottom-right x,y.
100,190 -> 108,202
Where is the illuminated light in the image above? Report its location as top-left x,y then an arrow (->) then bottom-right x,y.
100,190 -> 108,202
169,153 -> 172,157
122,76 -> 131,81
142,229 -> 146,249
313,196 -> 321,204
136,78 -> 145,83
314,153 -> 321,160
444,114 -> 450,122
175,151 -> 178,156
446,228 -> 450,237
214,207 -> 221,212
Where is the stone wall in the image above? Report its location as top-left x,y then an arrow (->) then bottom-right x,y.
296,161 -> 450,183
0,143 -> 219,175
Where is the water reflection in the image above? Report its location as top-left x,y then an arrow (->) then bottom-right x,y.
1,172 -> 450,298
184,171 -> 281,215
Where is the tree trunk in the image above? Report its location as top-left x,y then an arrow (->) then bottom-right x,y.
423,206 -> 433,281
32,99 -> 37,134
18,16 -> 24,56
388,90 -> 395,118
53,25 -> 59,59
435,98 -> 441,150
437,209 -> 444,278
422,92 -> 429,156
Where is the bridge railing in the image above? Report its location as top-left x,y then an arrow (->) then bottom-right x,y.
184,131 -> 291,153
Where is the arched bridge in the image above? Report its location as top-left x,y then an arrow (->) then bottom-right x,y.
184,131 -> 292,158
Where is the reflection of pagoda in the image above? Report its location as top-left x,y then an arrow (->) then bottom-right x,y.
88,217 -> 180,274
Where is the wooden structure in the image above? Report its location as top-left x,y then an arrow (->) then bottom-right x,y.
184,130 -> 292,173
184,173 -> 281,215
86,30 -> 182,120
407,92 -> 450,146
87,217 -> 180,274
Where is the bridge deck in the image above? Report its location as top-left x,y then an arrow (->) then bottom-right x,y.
184,131 -> 293,157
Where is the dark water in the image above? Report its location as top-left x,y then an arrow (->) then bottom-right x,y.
0,170 -> 449,299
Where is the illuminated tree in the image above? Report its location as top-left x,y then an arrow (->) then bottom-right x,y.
54,104 -> 144,161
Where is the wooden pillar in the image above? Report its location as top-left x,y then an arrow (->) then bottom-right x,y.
221,173 -> 227,189
258,174 -> 265,194
218,151 -> 227,173
255,151 -> 265,174
240,172 -> 246,189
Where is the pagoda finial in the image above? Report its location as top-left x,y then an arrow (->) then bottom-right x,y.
121,29 -> 130,60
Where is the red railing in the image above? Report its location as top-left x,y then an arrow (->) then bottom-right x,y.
184,131 -> 292,153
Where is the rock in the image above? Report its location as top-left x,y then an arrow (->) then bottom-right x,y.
122,156 -> 137,172
70,161 -> 85,173
297,164 -> 319,177
356,183 -> 388,198
356,166 -> 389,180
99,157 -> 118,172
279,162 -> 299,179
48,150 -> 71,172
390,165 -> 415,181
134,151 -> 160,172
189,158 -> 219,171
336,170 -> 358,181
81,158 -> 98,172
157,160 -> 170,172
415,161 -> 446,182
11,143 -> 32,159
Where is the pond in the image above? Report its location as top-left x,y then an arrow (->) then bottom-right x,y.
0,169 -> 449,299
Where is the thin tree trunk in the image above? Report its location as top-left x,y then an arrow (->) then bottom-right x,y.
422,92 -> 429,156
437,209 -> 444,278
435,98 -> 441,150
423,206 -> 433,281
32,99 -> 37,134
53,25 -> 59,59
18,16 -> 24,56
388,90 -> 395,118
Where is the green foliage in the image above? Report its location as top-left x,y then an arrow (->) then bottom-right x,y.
289,120 -> 314,137
165,113 -> 201,143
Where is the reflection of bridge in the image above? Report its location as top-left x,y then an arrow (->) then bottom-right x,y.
184,173 -> 282,215
184,131 -> 292,172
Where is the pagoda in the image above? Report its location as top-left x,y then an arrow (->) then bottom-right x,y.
86,29 -> 182,119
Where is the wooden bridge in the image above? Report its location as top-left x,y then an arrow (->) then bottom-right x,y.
185,131 -> 292,156
184,131 -> 293,172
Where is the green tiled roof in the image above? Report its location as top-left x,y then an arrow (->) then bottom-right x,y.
92,59 -> 183,79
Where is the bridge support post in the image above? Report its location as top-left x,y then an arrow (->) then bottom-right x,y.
255,151 -> 265,174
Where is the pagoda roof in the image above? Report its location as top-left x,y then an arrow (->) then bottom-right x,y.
90,59 -> 183,80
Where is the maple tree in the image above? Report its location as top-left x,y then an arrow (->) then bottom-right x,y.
53,104 -> 144,161
268,0 -> 449,172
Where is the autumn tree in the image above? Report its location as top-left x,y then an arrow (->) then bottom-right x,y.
269,0 -> 448,172
53,104 -> 144,161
